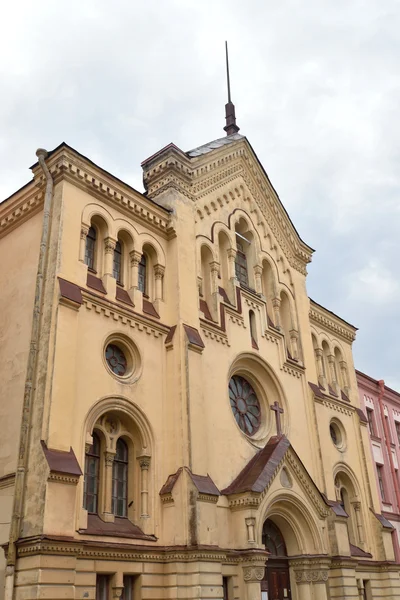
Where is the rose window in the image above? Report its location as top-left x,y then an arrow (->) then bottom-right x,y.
105,343 -> 127,376
229,375 -> 261,436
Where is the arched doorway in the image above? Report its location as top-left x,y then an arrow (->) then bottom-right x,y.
261,519 -> 292,600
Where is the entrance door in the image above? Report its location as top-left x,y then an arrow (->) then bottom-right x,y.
262,561 -> 291,600
261,520 -> 292,600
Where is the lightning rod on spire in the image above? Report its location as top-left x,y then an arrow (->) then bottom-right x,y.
224,41 -> 240,136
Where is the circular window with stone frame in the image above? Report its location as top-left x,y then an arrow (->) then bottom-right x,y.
329,419 -> 346,451
228,375 -> 262,437
103,334 -> 142,383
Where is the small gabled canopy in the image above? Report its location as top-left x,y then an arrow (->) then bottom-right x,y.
221,435 -> 290,495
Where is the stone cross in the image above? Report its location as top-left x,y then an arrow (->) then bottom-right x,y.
270,401 -> 284,435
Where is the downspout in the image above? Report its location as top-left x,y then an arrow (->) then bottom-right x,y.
5,149 -> 53,600
377,379 -> 400,513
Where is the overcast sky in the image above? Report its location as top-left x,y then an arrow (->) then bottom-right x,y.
1,0 -> 399,390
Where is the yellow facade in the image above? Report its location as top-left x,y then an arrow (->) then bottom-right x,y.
0,135 -> 399,600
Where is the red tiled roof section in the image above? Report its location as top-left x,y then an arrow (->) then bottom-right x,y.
350,543 -> 372,558
58,278 -> 82,305
82,514 -> 157,540
116,287 -> 133,306
159,468 -> 183,495
86,273 -> 106,294
355,408 -> 368,423
221,435 -> 290,495
183,325 -> 205,349
199,299 -> 214,322
188,471 -> 220,496
41,441 -> 82,476
308,382 -> 325,400
164,325 -> 177,346
143,298 -> 160,319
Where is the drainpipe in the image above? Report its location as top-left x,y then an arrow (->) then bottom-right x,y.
377,380 -> 400,513
4,149 -> 53,599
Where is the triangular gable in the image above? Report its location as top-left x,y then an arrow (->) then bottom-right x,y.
221,435 -> 330,519
141,135 -> 313,274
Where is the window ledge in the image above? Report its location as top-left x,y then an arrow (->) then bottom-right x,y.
79,514 -> 157,541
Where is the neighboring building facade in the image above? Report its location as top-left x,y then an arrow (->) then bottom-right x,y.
0,126 -> 399,600
357,370 -> 400,562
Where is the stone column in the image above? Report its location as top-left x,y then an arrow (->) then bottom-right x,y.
271,297 -> 281,329
139,456 -> 151,519
154,264 -> 165,301
227,248 -> 238,304
209,260 -> 220,320
242,563 -> 265,600
253,265 -> 263,294
289,329 -> 300,360
129,250 -> 142,304
102,451 -> 116,522
79,225 -> 89,262
103,237 -> 117,295
327,355 -> 340,394
315,348 -> 327,389
340,360 -> 351,395
351,500 -> 364,545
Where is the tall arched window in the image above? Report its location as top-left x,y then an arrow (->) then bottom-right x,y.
235,239 -> 249,287
138,254 -> 147,294
84,432 -> 100,513
113,240 -> 122,283
249,310 -> 258,349
112,438 -> 128,517
85,226 -> 97,271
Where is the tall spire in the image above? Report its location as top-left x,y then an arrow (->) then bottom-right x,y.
224,41 -> 240,136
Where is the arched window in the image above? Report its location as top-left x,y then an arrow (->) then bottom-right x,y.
235,239 -> 249,287
249,310 -> 258,349
83,432 -> 100,513
262,519 -> 288,557
85,226 -> 97,271
138,254 -> 147,294
112,438 -> 128,517
113,240 -> 122,283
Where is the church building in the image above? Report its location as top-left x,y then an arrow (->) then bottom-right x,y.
0,92 -> 399,600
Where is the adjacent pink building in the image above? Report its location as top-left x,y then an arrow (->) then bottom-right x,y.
357,370 -> 400,561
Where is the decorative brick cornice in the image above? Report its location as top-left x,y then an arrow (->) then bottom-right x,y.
48,472 -> 80,486
82,292 -> 170,339
309,300 -> 357,343
285,451 -> 330,519
15,536 -> 265,565
0,183 -> 43,240
30,144 -> 173,238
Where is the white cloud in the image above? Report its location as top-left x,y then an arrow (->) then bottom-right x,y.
0,0 -> 399,386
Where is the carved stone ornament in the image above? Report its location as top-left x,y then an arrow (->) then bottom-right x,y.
104,237 -> 117,254
139,456 -> 151,470
295,570 -> 328,583
80,225 -> 89,239
104,451 -> 116,466
243,566 -> 265,582
154,264 -> 165,280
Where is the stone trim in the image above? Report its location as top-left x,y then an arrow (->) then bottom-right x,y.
142,139 -> 313,274
30,143 -> 173,238
0,183 -> 43,240
309,300 -> 357,343
82,292 -> 170,339
0,472 -> 15,489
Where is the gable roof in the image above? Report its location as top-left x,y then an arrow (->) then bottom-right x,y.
221,435 -> 290,495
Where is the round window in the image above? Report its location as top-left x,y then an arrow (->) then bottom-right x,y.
229,375 -> 261,436
105,343 -> 127,376
330,420 -> 346,450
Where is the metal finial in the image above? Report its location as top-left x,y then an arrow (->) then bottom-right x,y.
225,41 -> 231,103
224,41 -> 240,136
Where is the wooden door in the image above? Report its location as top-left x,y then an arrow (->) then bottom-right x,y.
261,562 -> 292,600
